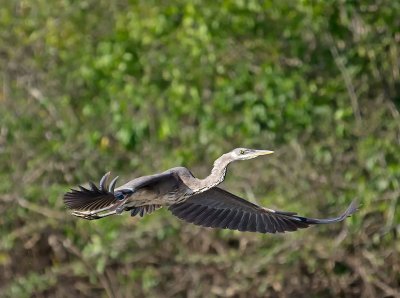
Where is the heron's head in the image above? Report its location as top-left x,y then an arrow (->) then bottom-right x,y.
230,148 -> 274,161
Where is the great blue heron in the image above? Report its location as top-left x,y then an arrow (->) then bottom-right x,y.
64,148 -> 357,234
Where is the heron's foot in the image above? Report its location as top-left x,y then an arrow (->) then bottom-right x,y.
116,206 -> 124,214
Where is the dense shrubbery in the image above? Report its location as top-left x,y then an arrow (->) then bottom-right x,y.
1,1 -> 399,297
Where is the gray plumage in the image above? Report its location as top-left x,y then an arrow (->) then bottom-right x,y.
64,148 -> 358,234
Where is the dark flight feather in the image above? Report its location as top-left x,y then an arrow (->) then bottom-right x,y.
64,184 -> 118,211
129,205 -> 162,217
64,172 -> 121,212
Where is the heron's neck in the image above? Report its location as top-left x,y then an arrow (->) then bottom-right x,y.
193,154 -> 232,193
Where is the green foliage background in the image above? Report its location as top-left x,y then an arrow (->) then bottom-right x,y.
1,0 -> 399,297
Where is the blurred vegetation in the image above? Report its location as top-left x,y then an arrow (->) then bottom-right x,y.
0,0 -> 399,297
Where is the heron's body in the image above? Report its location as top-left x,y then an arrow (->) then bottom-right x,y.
117,167 -> 194,206
64,148 -> 358,234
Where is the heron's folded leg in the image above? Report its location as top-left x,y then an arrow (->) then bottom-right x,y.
93,210 -> 117,219
72,209 -> 117,220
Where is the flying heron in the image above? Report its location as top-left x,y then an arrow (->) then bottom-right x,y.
64,148 -> 357,234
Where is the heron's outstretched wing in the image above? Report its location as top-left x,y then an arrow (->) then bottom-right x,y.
169,187 -> 358,234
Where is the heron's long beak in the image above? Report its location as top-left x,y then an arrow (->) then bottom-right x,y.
254,149 -> 274,156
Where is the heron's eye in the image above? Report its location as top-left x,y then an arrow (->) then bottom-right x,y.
240,150 -> 245,155
115,192 -> 124,200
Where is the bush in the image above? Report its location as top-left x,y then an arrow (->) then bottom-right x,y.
1,1 -> 399,296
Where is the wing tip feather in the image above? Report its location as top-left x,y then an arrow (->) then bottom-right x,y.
64,173 -> 119,211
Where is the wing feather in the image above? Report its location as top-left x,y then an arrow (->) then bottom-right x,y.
247,213 -> 257,232
64,183 -> 117,211
216,209 -> 235,229
227,210 -> 241,230
256,214 -> 267,233
129,205 -> 162,217
238,212 -> 250,231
